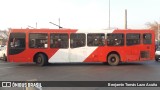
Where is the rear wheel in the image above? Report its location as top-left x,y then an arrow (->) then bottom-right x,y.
107,54 -> 120,66
35,53 -> 48,66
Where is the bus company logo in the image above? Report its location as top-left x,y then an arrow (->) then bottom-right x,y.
2,82 -> 11,87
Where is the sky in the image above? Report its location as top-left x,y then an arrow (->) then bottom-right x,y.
0,0 -> 160,30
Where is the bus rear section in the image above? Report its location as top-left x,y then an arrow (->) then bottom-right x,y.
108,30 -> 155,63
7,29 -> 155,66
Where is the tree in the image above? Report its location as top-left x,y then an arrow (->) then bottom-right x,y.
0,30 -> 9,45
146,21 -> 159,40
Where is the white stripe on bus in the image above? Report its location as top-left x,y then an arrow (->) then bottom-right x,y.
48,47 -> 97,63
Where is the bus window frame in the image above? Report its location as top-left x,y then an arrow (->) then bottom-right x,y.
8,32 -> 26,55
87,33 -> 105,47
106,33 -> 124,46
143,33 -> 152,44
29,33 -> 48,49
126,33 -> 141,46
70,33 -> 86,48
50,33 -> 69,49
9,33 -> 26,49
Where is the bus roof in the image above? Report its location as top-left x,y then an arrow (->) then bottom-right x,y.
9,28 -> 154,34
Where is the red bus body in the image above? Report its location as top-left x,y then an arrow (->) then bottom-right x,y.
7,28 -> 155,65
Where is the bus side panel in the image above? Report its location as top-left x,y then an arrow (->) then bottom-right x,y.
150,32 -> 155,60
8,48 -> 59,63
48,47 -> 98,63
84,46 -> 106,62
125,45 -> 141,61
84,46 -> 127,62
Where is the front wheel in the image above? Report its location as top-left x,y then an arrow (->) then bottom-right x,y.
35,54 -> 48,66
107,54 -> 120,66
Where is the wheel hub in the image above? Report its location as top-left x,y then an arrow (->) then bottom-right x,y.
111,57 -> 116,62
37,57 -> 42,63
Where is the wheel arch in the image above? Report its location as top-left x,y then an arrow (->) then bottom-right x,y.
107,51 -> 121,61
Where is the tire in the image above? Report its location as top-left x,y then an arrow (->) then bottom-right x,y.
155,59 -> 159,62
107,54 -> 120,66
3,54 -> 7,61
35,53 -> 48,66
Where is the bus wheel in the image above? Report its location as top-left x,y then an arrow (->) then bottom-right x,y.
3,54 -> 7,61
35,54 -> 47,66
107,54 -> 120,66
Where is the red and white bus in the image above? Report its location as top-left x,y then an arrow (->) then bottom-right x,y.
7,28 -> 155,66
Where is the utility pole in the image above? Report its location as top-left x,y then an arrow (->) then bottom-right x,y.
108,0 -> 110,29
125,9 -> 127,29
36,22 -> 37,29
59,18 -> 60,29
158,21 -> 159,40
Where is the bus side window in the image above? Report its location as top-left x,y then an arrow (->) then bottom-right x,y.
15,39 -> 20,47
9,33 -> 26,49
107,33 -> 124,46
70,33 -> 86,48
87,33 -> 105,46
50,33 -> 69,48
10,38 -> 21,48
30,39 -> 35,48
126,33 -> 140,46
29,33 -> 48,48
10,38 -> 14,47
143,33 -> 152,44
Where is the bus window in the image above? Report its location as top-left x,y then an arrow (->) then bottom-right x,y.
10,38 -> 25,48
9,33 -> 26,48
143,33 -> 152,44
29,33 -> 48,48
9,33 -> 26,55
107,33 -> 124,46
87,33 -> 105,46
50,33 -> 69,48
70,33 -> 86,48
30,39 -> 36,48
126,33 -> 140,46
